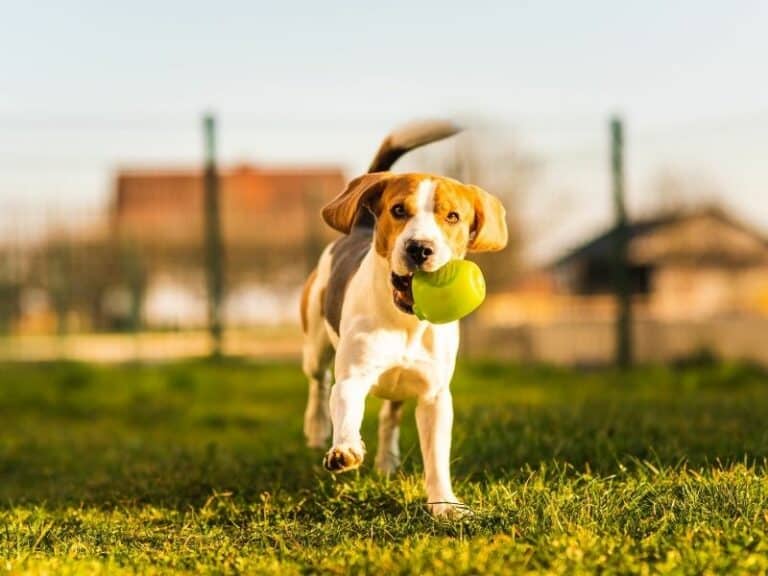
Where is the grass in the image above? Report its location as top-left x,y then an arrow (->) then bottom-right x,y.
1,359 -> 767,574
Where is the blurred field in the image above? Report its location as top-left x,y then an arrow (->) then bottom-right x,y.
1,360 -> 768,574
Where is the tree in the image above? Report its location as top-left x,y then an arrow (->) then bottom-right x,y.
647,168 -> 723,214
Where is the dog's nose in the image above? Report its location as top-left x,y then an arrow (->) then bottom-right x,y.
405,240 -> 435,266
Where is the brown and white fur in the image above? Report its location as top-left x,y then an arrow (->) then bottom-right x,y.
300,121 -> 508,516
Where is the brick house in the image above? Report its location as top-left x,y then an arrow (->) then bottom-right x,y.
476,206 -> 768,365
484,206 -> 768,326
110,163 -> 346,327
113,164 -> 344,248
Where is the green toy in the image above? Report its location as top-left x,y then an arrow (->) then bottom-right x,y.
412,260 -> 486,324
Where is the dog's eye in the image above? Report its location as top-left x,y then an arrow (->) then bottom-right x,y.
390,203 -> 408,219
446,211 -> 460,224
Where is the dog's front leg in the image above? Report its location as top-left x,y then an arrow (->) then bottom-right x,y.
416,388 -> 463,516
323,376 -> 373,473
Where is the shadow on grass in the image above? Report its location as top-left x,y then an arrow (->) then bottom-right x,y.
0,359 -> 767,510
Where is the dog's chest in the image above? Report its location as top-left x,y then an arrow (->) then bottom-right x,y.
367,324 -> 454,401
371,362 -> 436,401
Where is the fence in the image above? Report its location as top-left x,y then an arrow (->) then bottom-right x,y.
472,318 -> 768,367
1,111 -> 767,365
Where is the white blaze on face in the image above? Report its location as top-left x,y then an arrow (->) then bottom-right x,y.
392,178 -> 453,274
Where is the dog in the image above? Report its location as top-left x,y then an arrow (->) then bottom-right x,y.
300,121 -> 508,516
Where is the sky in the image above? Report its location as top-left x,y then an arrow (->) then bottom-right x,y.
1,0 -> 767,261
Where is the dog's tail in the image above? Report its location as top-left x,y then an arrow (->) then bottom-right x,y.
344,120 -> 461,230
367,119 -> 462,173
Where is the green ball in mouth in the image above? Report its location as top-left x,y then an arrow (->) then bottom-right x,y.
411,260 -> 486,324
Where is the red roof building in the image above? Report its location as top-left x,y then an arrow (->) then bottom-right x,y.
113,164 -> 346,247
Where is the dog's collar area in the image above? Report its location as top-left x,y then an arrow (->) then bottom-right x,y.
390,272 -> 415,315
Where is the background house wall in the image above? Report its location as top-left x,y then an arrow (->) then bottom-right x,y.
477,207 -> 768,365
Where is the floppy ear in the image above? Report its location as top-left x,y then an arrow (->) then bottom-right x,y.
322,172 -> 393,234
467,185 -> 508,252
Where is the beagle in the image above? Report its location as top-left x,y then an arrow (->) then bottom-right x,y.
300,121 -> 508,516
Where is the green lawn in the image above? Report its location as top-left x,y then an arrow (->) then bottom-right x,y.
1,360 -> 767,574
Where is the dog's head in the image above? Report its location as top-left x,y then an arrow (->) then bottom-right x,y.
322,172 -> 507,314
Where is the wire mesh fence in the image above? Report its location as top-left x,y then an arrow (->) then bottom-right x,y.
1,112 -> 767,363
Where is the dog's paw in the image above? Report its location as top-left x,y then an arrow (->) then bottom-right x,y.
323,444 -> 365,473
428,500 -> 472,518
